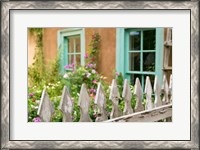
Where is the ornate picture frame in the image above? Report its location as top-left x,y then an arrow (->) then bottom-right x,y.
1,1 -> 199,149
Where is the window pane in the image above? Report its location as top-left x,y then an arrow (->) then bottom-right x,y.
76,54 -> 81,66
130,74 -> 142,86
143,52 -> 155,72
129,52 -> 140,71
129,31 -> 141,50
68,54 -> 74,64
68,38 -> 74,53
143,29 -> 156,50
75,37 -> 81,53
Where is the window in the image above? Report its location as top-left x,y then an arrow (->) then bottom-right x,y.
58,28 -> 85,73
65,35 -> 81,66
116,28 -> 164,89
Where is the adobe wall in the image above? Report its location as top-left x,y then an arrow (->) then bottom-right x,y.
43,28 -> 64,64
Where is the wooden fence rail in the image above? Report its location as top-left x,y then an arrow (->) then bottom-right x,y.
37,74 -> 172,122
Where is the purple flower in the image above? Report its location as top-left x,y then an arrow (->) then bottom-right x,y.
87,63 -> 93,68
90,88 -> 96,93
116,72 -> 119,76
33,117 -> 41,122
29,93 -> 34,97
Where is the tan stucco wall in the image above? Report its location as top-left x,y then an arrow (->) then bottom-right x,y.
43,28 -> 64,64
85,28 -> 116,83
28,31 -> 37,66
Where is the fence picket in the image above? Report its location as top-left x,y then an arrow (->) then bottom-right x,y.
134,78 -> 144,112
36,74 -> 172,122
109,79 -> 122,119
37,88 -> 54,122
154,76 -> 162,107
122,79 -> 133,115
78,84 -> 92,122
144,76 -> 153,110
162,74 -> 169,104
59,86 -> 73,122
94,83 -> 108,121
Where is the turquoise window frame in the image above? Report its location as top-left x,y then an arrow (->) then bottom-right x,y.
57,28 -> 85,74
116,28 -> 164,88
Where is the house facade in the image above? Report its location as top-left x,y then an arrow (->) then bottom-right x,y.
28,27 -> 172,87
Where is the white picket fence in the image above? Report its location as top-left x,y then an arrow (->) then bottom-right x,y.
37,74 -> 172,122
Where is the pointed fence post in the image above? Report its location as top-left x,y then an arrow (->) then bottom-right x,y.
78,84 -> 92,122
109,79 -> 122,119
162,74 -> 169,104
144,76 -> 153,110
94,83 -> 108,122
59,86 -> 73,122
154,76 -> 162,107
134,78 -> 144,112
122,79 -> 133,115
169,74 -> 173,103
37,88 -> 54,122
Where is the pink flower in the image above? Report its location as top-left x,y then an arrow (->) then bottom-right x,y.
64,63 -> 74,69
29,93 -> 34,97
84,53 -> 89,59
92,80 -> 97,84
68,64 -> 72,68
64,65 -> 70,69
33,117 -> 41,122
116,72 -> 119,76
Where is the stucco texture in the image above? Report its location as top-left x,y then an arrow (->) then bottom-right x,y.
43,28 -> 64,64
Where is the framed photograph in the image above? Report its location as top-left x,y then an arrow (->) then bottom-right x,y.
1,0 -> 199,149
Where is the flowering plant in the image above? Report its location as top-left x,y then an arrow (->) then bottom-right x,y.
62,33 -> 110,121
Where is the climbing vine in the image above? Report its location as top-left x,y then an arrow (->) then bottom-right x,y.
28,28 -> 45,86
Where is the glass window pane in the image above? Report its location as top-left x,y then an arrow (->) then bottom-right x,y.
130,74 -> 142,86
68,54 -> 74,64
75,37 -> 81,53
129,31 -> 141,50
68,38 -> 74,53
143,29 -> 156,50
129,52 -> 140,71
143,52 -> 155,72
76,54 -> 81,66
